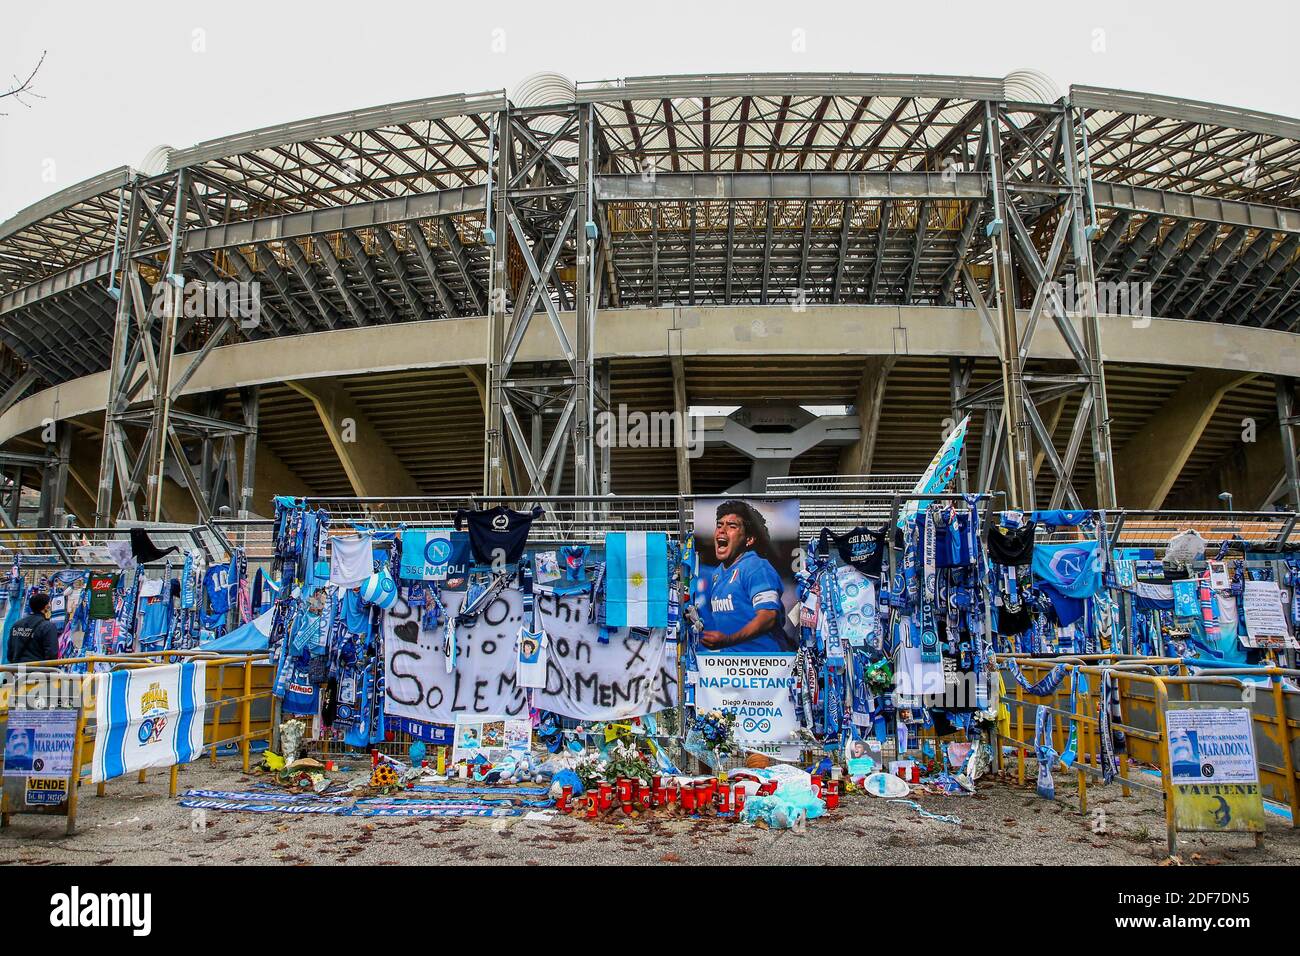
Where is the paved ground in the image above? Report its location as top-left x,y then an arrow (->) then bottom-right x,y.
1,758 -> 1295,865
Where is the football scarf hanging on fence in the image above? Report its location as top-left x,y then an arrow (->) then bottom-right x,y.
1034,704 -> 1057,800
400,528 -> 455,581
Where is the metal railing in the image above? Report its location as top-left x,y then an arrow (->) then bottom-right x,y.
0,651 -> 273,834
996,654 -> 1300,856
211,492 -> 1003,555
0,524 -> 230,569
1104,509 -> 1300,556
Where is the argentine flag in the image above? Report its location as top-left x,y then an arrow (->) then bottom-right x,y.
91,661 -> 207,783
605,532 -> 669,628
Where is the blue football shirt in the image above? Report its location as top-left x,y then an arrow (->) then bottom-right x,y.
704,550 -> 790,652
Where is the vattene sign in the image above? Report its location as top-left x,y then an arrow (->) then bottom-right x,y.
1165,703 -> 1264,833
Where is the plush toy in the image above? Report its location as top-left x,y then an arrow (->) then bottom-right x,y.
409,740 -> 427,767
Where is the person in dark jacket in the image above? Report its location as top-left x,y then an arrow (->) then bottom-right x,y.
7,592 -> 61,663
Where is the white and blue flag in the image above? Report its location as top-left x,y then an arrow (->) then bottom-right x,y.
899,414 -> 969,527
92,661 -> 207,783
401,528 -> 455,581
604,532 -> 669,628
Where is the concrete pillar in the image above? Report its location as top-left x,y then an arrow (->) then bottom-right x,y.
726,458 -> 790,495
38,424 -> 70,527
251,445 -> 316,517
288,378 -> 421,497
838,356 -> 895,476
462,364 -> 514,496
1165,417 -> 1285,511
671,353 -> 692,494
1278,376 -> 1300,511
1113,370 -> 1255,509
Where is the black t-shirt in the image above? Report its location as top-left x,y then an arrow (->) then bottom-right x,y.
818,525 -> 887,577
993,601 -> 1032,636
8,613 -> 61,663
455,506 -> 545,565
987,521 -> 1037,566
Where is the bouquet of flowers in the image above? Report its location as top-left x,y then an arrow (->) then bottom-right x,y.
603,740 -> 655,784
574,752 -> 608,792
574,740 -> 657,789
690,708 -> 738,757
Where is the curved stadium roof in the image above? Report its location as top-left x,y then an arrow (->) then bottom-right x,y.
1,72 -> 1298,504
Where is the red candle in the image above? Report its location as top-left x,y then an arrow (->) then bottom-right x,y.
824,783 -> 840,810
717,786 -> 733,814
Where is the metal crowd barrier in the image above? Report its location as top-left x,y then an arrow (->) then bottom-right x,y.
996,654 -> 1300,856
1103,509 -> 1300,556
0,651 -> 273,834
0,524 -> 230,569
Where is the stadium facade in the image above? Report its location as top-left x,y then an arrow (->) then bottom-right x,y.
1,71 -> 1298,524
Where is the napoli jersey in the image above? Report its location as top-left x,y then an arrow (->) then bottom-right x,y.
704,550 -> 790,652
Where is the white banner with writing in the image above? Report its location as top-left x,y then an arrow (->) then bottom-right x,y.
383,589 -> 676,725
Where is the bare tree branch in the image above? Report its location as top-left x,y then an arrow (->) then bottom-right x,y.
1,50 -> 47,115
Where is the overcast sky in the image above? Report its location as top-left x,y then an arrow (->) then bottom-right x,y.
3,0 -> 1297,223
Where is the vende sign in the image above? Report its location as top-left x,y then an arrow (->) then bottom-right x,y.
694,651 -> 799,757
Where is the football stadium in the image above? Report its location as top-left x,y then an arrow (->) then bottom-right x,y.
1,69 -> 1298,521
2,43 -> 1300,893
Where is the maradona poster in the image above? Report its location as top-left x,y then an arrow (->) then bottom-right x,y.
691,497 -> 800,656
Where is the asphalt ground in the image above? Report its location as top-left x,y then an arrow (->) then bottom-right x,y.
2,757 -> 1296,866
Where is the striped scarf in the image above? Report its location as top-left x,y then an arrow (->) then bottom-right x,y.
1098,668 -> 1125,783
1004,657 -> 1068,696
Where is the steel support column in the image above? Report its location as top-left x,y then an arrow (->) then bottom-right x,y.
1064,109 -> 1117,508
240,386 -> 260,517
985,103 -> 1034,508
95,177 -> 140,524
485,101 -> 595,497
1278,376 -> 1300,511
144,172 -> 188,519
485,109 -> 511,496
